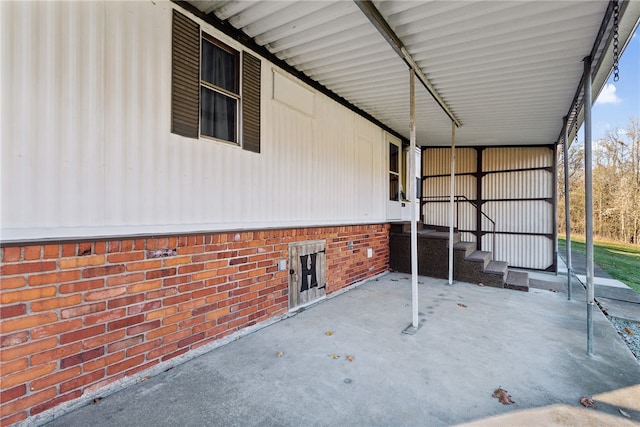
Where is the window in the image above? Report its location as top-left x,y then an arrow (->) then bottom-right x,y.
171,10 -> 261,153
389,142 -> 400,201
200,36 -> 239,143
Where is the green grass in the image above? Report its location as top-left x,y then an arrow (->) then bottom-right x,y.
558,236 -> 640,294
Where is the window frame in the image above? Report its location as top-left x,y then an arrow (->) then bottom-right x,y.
199,33 -> 241,145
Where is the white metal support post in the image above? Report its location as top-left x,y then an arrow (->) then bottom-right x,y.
448,122 -> 456,285
410,69 -> 419,329
583,56 -> 595,356
563,116 -> 573,301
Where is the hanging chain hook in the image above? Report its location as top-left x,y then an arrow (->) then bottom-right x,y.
612,1 -> 620,82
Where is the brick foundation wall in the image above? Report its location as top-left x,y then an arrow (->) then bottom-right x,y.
0,224 -> 389,426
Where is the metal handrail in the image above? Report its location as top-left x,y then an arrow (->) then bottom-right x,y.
420,195 -> 496,254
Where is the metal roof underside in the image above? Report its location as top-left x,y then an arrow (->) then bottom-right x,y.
186,1 -> 639,147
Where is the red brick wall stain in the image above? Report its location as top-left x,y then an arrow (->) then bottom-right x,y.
0,224 -> 389,425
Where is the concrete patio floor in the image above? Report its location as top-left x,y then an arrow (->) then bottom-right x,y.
43,272 -> 640,427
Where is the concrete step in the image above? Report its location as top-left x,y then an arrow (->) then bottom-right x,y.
465,250 -> 491,266
485,260 -> 508,276
505,270 -> 530,292
452,241 -> 476,257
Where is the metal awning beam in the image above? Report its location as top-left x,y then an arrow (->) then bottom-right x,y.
354,0 -> 462,128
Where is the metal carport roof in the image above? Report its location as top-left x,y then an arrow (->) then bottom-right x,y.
184,0 -> 639,147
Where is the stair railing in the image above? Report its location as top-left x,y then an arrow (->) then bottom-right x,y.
420,195 -> 496,254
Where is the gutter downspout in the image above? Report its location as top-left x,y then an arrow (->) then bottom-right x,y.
563,116 -> 573,301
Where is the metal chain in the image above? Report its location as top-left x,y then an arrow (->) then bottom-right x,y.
573,106 -> 579,143
613,1 -> 620,82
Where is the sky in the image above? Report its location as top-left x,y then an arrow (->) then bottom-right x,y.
589,27 -> 639,141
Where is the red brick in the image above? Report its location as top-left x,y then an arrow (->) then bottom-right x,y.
61,302 -> 105,319
83,351 -> 125,373
126,260 -> 161,272
0,277 -> 26,290
1,286 -> 57,305
161,311 -> 190,326
106,355 -> 144,375
42,244 -> 60,259
59,255 -> 105,269
2,247 -> 21,262
146,268 -> 176,280
83,374 -> 124,395
177,332 -> 204,348
161,347 -> 189,362
82,330 -> 126,350
107,272 -> 145,287
77,242 -> 93,256
1,362 -> 56,388
126,339 -> 161,357
146,325 -> 177,340
178,263 -> 204,274
0,331 -> 29,348
31,390 -> 82,416
163,275 -> 190,287
22,245 -> 41,260
1,312 -> 57,334
127,280 -> 162,294
30,342 -> 82,366
84,308 -> 127,326
162,293 -> 190,306
60,325 -> 104,344
61,243 -> 76,257
59,278 -> 105,294
29,270 -> 80,286
108,294 -> 144,309
1,261 -> 57,276
94,241 -> 107,255
31,319 -> 83,339
108,314 -> 144,331
161,329 -> 190,345
60,370 -> 105,394
1,358 -> 28,376
30,366 -> 82,391
83,265 -> 125,278
107,252 -> 145,263
162,256 -> 192,266
0,384 -> 26,403
60,347 -> 105,369
0,388 -> 56,420
146,288 -> 176,300
125,360 -> 159,378
31,294 -> 83,312
127,300 -> 161,315
127,320 -> 160,335
146,307 -> 177,321
85,286 -> 127,301
108,335 -> 144,353
0,304 -> 26,319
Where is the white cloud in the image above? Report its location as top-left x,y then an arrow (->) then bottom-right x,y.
596,83 -> 621,105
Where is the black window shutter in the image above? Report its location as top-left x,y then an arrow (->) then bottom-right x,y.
171,10 -> 200,138
242,52 -> 261,153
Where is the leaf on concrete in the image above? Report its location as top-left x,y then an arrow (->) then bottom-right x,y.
346,355 -> 354,362
579,396 -> 597,409
492,387 -> 515,405
325,331 -> 334,336
457,303 -> 467,308
478,282 -> 484,287
619,408 -> 631,418
549,289 -> 559,293
623,327 -> 635,335
328,353 -> 340,359
276,351 -> 284,358
93,397 -> 102,404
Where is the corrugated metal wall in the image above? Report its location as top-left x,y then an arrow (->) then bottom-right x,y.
422,146 -> 555,270
422,148 -> 476,241
1,2 -> 387,241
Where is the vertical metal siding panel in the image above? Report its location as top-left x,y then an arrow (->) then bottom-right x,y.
482,147 -> 554,269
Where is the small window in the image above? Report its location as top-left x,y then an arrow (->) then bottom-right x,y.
389,142 -> 400,201
200,37 -> 239,143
